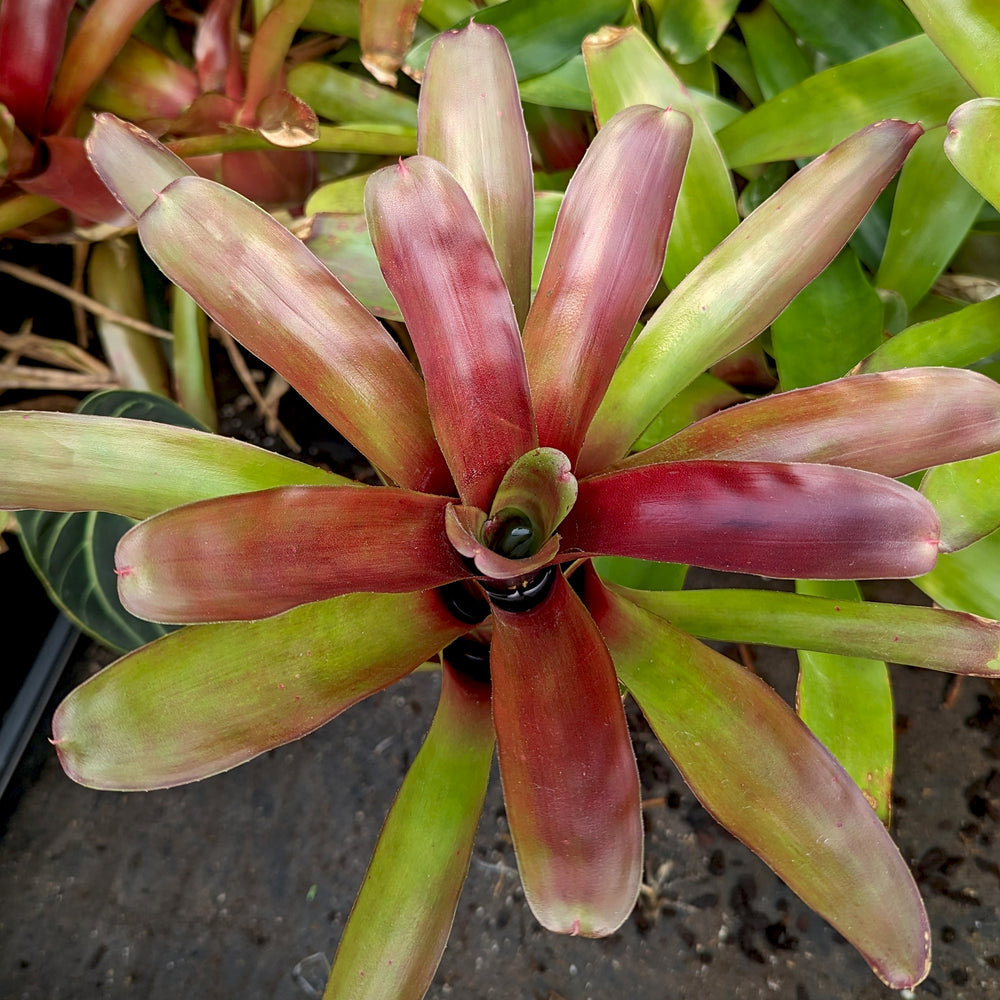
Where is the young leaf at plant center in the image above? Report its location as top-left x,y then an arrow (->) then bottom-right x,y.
618,584 -> 1000,675
771,249 -> 883,389
585,571 -> 931,989
580,119 -> 923,471
323,664 -> 493,1000
794,579 -> 894,825
916,526 -> 1000,620
905,0 -> 1000,97
944,99 -> 1000,214
583,26 -> 738,288
854,296 -> 1000,372
716,36 -> 973,169
876,127 -> 982,311
53,589 -> 471,790
418,22 -> 533,326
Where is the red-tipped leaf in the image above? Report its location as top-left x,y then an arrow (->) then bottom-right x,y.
522,105 -> 691,463
490,570 -> 642,936
366,155 -> 537,509
624,368 -> 1000,476
116,486 -> 470,623
564,461 -> 940,579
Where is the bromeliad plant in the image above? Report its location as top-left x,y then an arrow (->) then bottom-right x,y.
8,21 -> 1000,999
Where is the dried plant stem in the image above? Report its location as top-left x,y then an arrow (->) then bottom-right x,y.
0,260 -> 172,341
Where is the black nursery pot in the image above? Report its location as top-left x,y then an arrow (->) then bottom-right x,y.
0,536 -> 79,800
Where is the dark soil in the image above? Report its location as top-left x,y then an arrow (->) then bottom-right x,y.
2,581 -> 1000,1000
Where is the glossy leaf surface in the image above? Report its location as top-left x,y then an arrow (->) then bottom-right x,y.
488,448 -> 577,540
366,155 -> 535,509
944,98 -> 1000,213
587,575 -> 931,989
323,665 -> 493,1000
625,369 -> 1000,478
905,0 -> 1000,96
523,104 -> 690,462
419,22 -> 533,325
0,409 -> 342,519
876,126 -> 982,310
53,590 -> 470,790
716,36 -> 971,168
656,0 -> 740,64
921,452 -> 1000,552
794,579 -> 894,825
287,61 -> 418,127
116,486 -> 469,623
490,571 -> 641,936
737,2 -> 812,101
618,584 -> 1000,675
565,461 -> 940,579
855,297 -> 1000,372
581,120 -> 922,470
583,26 -> 738,288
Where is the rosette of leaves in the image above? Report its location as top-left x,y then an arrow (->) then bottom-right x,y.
7,22 -> 1000,1000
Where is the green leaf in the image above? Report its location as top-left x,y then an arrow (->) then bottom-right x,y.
404,0 -> 629,81
716,35 -> 974,168
592,556 -> 688,592
916,525 -> 1000,619
323,664 -> 493,1000
904,0 -> 1000,96
53,589 -> 470,790
286,61 -> 418,127
771,249 -> 884,388
518,54 -> 592,111
769,0 -> 919,63
944,98 -> 1000,214
14,390 -> 208,652
583,25 -> 739,287
794,579 -> 894,826
854,296 -> 1000,372
737,2 -> 813,102
586,572 -> 930,989
876,126 -> 983,310
655,0 -> 741,65
921,451 -> 1000,551
581,119 -> 922,470
617,584 -> 1000,674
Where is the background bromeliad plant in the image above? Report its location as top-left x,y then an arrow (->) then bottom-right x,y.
6,2 -> 1000,998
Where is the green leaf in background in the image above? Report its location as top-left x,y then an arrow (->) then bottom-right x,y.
592,556 -> 687,592
876,126 -> 983,310
944,98 -> 1000,213
737,2 -> 813,102
794,579 -> 894,826
404,0 -> 629,81
855,295 -> 1000,372
916,525 -> 1000,619
904,0 -> 1000,96
771,249 -> 884,388
921,451 -> 1000,552
709,34 -> 764,106
655,0 -> 741,65
518,54 -> 592,110
287,61 -> 419,128
583,25 -> 738,287
531,191 -> 563,296
770,0 -> 920,63
716,34 -> 975,168
16,391 -> 208,652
